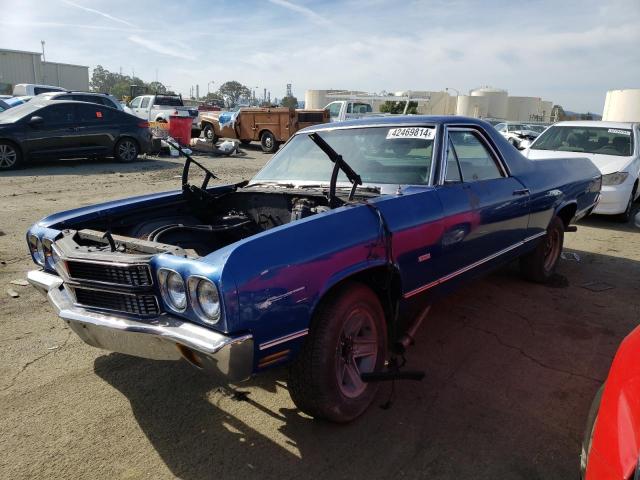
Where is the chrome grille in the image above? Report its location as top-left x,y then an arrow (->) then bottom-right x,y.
73,287 -> 159,317
66,261 -> 152,287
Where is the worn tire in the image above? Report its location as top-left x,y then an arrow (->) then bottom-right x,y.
287,282 -> 387,423
260,131 -> 277,153
520,216 -> 564,283
114,137 -> 139,163
202,123 -> 217,143
580,384 -> 604,479
0,140 -> 22,170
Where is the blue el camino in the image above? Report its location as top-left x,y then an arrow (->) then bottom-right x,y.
26,116 -> 601,422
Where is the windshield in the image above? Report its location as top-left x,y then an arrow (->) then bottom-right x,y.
532,126 -> 634,156
251,126 -> 435,186
0,101 -> 41,124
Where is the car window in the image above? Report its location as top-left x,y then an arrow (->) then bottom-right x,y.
253,126 -> 436,185
532,126 -> 634,156
76,104 -> 115,123
327,102 -> 341,119
39,104 -> 76,124
130,97 -> 142,108
448,130 -> 503,182
140,97 -> 150,108
495,123 -> 506,132
445,138 -> 462,183
153,95 -> 183,106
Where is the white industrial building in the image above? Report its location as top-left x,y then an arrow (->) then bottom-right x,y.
0,48 -> 89,94
602,89 -> 640,122
305,87 -> 553,122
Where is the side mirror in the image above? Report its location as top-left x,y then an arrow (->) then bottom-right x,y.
28,116 -> 44,127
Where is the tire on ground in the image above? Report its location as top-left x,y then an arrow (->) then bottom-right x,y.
0,141 -> 23,170
202,123 -> 217,142
114,137 -> 139,163
580,384 -> 604,479
519,215 -> 564,283
287,282 -> 387,423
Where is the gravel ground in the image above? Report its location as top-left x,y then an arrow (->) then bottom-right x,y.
0,148 -> 638,480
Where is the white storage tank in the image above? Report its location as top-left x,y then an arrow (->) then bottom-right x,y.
507,96 -> 542,122
456,95 -> 489,118
470,87 -> 508,119
304,90 -> 330,110
540,101 -> 553,123
603,89 -> 640,122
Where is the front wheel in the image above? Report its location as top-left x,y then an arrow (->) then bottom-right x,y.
260,131 -> 277,153
519,216 -> 564,283
616,185 -> 636,223
288,283 -> 387,423
114,138 -> 139,163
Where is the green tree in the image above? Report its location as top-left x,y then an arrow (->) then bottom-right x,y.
280,96 -> 298,109
380,100 -> 418,114
218,81 -> 251,107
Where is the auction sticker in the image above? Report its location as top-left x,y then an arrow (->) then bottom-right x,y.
608,128 -> 631,136
386,127 -> 435,140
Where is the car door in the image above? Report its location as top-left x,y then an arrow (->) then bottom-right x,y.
129,96 -> 144,119
74,103 -> 118,156
433,126 -> 530,281
20,103 -> 81,159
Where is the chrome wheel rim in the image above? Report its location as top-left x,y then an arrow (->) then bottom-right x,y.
335,307 -> 378,398
118,141 -> 137,161
543,229 -> 561,271
264,136 -> 273,148
205,127 -> 214,139
0,144 -> 17,169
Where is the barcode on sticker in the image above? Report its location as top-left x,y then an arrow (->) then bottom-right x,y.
386,127 -> 435,140
608,128 -> 630,136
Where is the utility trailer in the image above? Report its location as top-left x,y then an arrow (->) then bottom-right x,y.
198,107 -> 329,153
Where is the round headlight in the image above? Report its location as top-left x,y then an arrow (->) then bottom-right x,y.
196,280 -> 221,323
160,270 -> 187,311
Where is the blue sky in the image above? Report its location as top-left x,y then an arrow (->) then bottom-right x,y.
1,0 -> 638,112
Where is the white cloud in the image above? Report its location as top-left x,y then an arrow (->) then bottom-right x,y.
267,0 -> 330,26
61,0 -> 136,27
127,35 -> 197,61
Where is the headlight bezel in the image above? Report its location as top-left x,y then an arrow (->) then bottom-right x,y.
28,234 -> 45,266
601,171 -> 629,186
187,276 -> 222,325
158,268 -> 188,312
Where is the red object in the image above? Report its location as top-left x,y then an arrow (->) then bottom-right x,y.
137,120 -> 150,129
168,116 -> 192,146
585,325 -> 640,479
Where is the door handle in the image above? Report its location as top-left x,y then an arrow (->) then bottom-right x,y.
513,188 -> 530,196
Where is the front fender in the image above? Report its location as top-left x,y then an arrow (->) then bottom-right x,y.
219,202 -> 386,351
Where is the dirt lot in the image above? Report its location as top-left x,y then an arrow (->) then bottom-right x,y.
1,148 -> 638,480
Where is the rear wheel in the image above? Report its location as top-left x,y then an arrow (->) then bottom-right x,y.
260,131 -> 277,153
288,283 -> 387,423
0,141 -> 21,170
520,216 -> 564,283
114,138 -> 139,163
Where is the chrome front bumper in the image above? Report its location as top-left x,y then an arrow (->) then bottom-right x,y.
27,269 -> 254,383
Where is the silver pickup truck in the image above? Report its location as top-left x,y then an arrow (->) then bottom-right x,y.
128,94 -> 199,132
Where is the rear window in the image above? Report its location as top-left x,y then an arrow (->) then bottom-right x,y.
154,95 -> 183,106
532,126 -> 634,156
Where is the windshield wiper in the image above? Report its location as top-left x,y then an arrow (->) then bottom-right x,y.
308,132 -> 362,208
